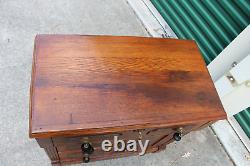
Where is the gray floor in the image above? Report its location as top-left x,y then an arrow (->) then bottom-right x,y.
0,0 -> 234,166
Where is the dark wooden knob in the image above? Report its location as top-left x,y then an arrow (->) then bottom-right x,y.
81,143 -> 94,154
83,156 -> 90,163
173,132 -> 182,141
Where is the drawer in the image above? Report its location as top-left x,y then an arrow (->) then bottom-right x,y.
54,131 -> 141,152
54,128 -> 173,152
53,124 -> 199,153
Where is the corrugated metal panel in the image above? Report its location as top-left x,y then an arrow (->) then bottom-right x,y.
235,108 -> 250,138
151,0 -> 250,138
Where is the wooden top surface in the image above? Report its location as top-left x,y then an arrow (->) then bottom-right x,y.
30,35 -> 226,138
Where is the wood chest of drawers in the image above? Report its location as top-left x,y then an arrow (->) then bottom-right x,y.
29,35 -> 226,165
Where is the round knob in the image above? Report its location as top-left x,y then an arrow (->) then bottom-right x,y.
173,132 -> 182,141
83,156 -> 90,163
81,143 -> 94,154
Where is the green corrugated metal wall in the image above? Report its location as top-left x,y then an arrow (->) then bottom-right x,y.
151,0 -> 250,138
235,108 -> 250,138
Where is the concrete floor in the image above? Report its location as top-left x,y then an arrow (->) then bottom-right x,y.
0,0 -> 234,166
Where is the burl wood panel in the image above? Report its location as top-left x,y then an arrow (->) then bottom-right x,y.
30,35 -> 226,138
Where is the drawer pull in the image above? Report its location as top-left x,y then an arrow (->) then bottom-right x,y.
83,155 -> 90,163
81,143 -> 94,154
173,133 -> 182,141
173,127 -> 183,141
81,143 -> 94,163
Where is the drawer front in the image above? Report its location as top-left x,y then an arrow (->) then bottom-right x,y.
54,129 -> 172,152
54,131 -> 141,152
53,124 -> 203,163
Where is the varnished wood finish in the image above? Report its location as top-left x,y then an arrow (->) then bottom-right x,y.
36,138 -> 60,164
30,35 -> 226,165
38,123 -> 205,165
58,146 -> 159,166
30,35 -> 225,138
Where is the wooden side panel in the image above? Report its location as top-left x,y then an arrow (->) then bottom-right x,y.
36,138 -> 60,165
44,147 -> 60,164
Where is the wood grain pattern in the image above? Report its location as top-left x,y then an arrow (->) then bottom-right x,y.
36,138 -> 60,164
30,35 -> 226,138
58,146 -> 159,165
45,123 -> 204,165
